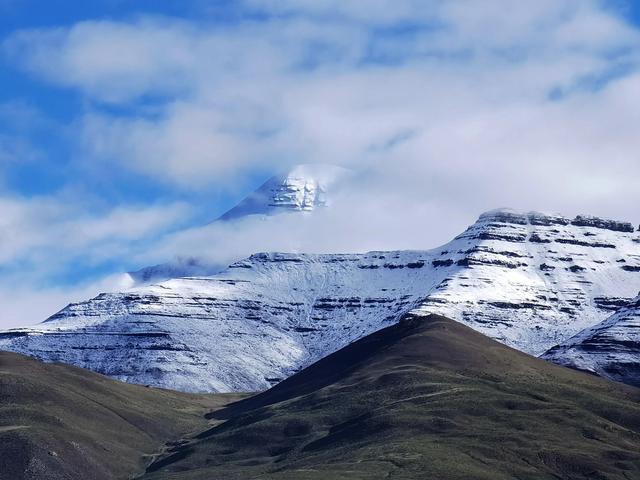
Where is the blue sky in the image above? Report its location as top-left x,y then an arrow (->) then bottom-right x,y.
1,0 -> 640,326
0,2 -> 265,283
0,1 -> 274,208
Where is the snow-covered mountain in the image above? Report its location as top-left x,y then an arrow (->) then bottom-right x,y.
542,294 -> 640,387
217,163 -> 348,221
409,210 -> 640,353
127,164 -> 349,285
1,209 -> 639,393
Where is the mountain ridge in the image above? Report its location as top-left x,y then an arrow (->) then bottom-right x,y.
1,208 -> 639,392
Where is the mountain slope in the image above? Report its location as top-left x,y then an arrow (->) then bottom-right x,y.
543,294 -> 640,386
128,164 -> 348,285
0,351 -> 240,480
1,209 -> 639,392
410,210 -> 640,352
140,314 -> 640,480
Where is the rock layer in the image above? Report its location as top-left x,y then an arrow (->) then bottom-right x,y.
543,295 -> 640,387
1,209 -> 639,392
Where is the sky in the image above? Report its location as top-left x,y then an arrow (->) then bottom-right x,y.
1,0 -> 640,327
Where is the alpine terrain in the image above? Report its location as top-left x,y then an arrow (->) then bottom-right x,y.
1,209 -> 639,392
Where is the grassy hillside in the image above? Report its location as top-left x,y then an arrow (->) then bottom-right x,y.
0,351 -> 242,480
141,314 -> 640,480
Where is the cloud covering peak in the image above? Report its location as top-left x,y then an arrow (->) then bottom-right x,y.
0,0 -> 639,326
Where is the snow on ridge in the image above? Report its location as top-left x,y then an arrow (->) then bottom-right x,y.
478,208 -> 636,233
127,257 -> 224,286
1,208 -> 640,392
542,295 -> 640,386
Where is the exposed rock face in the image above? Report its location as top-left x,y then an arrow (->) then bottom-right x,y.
571,215 -> 636,233
542,295 -> 640,387
217,164 -> 348,221
0,252 -> 439,393
1,208 -> 639,392
409,209 -> 640,353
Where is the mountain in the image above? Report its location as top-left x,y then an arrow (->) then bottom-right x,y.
139,314 -> 640,480
127,164 -> 349,285
2,209 -> 639,393
0,350 -> 239,480
543,294 -> 640,387
217,163 -> 348,221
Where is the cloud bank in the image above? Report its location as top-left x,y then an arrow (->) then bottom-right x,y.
1,0 -> 640,326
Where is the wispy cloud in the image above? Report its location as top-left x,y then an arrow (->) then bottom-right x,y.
0,0 -> 639,326
0,193 -> 190,326
5,1 -> 638,186
3,18 -> 200,102
0,195 -> 189,267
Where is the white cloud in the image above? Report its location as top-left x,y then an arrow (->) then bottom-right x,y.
0,194 -> 189,267
4,19 -> 200,102
80,103 -> 267,187
0,192 -> 191,327
6,2 -> 639,191
132,185 -> 474,272
1,1 -> 640,327
0,272 -> 133,329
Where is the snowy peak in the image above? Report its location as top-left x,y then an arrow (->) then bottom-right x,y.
409,208 -> 640,355
218,164 -> 349,221
126,164 -> 350,286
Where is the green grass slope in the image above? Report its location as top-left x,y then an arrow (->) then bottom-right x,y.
0,351 -> 240,480
141,314 -> 640,480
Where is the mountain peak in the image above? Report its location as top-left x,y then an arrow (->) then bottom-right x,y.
127,164 -> 350,286
218,163 -> 349,221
